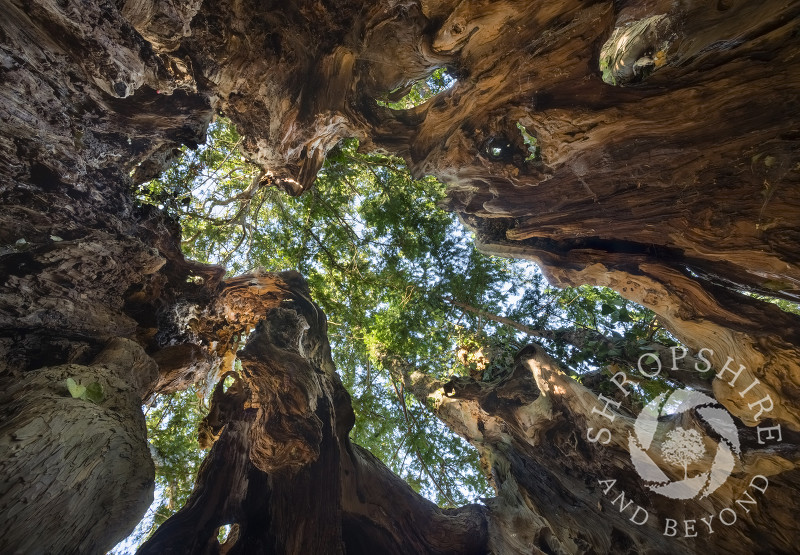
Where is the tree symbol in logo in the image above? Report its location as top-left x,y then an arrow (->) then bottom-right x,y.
628,388 -> 740,500
661,427 -> 706,480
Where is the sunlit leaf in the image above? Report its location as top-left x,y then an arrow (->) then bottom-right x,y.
66,377 -> 86,399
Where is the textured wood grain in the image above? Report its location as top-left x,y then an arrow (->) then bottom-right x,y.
140,294 -> 488,555
0,338 -> 157,553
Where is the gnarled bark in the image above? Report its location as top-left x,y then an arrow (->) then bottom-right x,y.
140,293 -> 488,555
1,0 -> 800,552
401,345 -> 800,553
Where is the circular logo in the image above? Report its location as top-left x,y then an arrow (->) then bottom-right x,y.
628,388 -> 741,500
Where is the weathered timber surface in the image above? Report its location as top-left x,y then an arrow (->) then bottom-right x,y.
0,338 -> 157,553
123,0 -> 800,429
1,0 -> 800,553
402,345 -> 800,553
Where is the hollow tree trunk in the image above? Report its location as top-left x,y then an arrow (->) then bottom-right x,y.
1,0 -> 800,553
124,0 -> 800,430
142,278 -> 800,554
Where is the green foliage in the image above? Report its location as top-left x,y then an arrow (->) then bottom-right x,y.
85,382 -> 104,403
540,284 -> 674,370
745,291 -> 800,316
66,377 -> 85,398
137,121 -> 261,270
515,122 -> 540,161
110,388 -> 208,553
65,377 -> 104,403
146,388 -> 207,525
599,57 -> 616,86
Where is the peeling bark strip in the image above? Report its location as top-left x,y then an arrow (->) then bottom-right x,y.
1,0 -> 800,553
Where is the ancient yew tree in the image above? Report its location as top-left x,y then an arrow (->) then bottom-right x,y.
1,0 -> 799,553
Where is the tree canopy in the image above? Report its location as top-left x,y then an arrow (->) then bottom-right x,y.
119,116 -> 708,549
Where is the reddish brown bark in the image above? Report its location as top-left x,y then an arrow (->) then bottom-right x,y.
1,0 -> 799,553
139,298 -> 488,555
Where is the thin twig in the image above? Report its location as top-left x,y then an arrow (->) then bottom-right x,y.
389,374 -> 456,506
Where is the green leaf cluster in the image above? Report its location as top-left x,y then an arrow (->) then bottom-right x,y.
65,377 -> 104,404
515,122 -> 540,162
